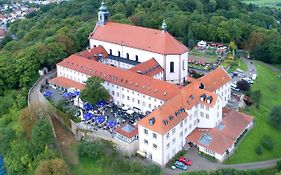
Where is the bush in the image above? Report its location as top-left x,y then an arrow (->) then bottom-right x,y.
277,160 -> 281,172
77,141 -> 105,162
261,135 -> 273,151
256,145 -> 263,155
269,106 -> 281,130
144,164 -> 161,175
237,80 -> 250,91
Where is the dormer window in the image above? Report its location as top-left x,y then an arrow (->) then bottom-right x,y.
199,83 -> 204,89
149,117 -> 155,125
200,93 -> 206,101
207,96 -> 213,104
163,120 -> 168,125
169,115 -> 174,120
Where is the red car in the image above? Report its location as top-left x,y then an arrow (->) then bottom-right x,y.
178,156 -> 192,166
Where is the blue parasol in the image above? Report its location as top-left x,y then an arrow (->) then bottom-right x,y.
96,116 -> 105,123
83,113 -> 94,120
83,103 -> 93,111
63,92 -> 73,98
107,121 -> 116,127
73,91 -> 80,96
43,90 -> 52,97
96,100 -> 106,106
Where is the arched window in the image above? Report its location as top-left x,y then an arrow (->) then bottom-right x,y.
170,62 -> 174,73
118,51 -> 120,57
109,49 -> 112,55
135,55 -> 139,62
126,53 -> 129,59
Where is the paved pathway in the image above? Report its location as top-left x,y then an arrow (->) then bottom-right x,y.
164,149 -> 281,174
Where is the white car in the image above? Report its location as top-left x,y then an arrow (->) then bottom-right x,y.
242,78 -> 254,84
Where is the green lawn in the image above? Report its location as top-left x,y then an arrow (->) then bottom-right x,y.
242,0 -> 281,8
228,58 -> 248,73
189,49 -> 218,63
225,62 -> 281,164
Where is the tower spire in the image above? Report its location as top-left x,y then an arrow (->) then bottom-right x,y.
161,20 -> 167,33
98,2 -> 109,25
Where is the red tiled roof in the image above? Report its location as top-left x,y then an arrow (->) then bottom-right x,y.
115,124 -> 138,139
198,67 -> 231,92
187,109 -> 254,154
78,45 -> 108,60
138,83 -> 218,135
57,55 -> 180,101
49,77 -> 85,90
129,58 -> 164,77
90,22 -> 188,55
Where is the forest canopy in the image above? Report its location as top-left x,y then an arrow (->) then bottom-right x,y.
0,0 -> 281,96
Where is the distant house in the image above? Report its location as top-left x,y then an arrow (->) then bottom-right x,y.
197,40 -> 207,49
0,29 -> 6,39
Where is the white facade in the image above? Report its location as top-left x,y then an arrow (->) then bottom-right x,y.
197,99 -> 222,128
89,39 -> 188,84
57,64 -> 164,114
215,82 -> 231,107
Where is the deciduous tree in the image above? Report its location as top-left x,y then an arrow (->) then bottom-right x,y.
80,77 -> 110,105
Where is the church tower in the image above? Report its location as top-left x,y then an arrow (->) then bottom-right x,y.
98,2 -> 109,25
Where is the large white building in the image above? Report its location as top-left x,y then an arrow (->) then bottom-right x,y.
49,3 -> 254,166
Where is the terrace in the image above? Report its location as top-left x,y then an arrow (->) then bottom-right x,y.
41,84 -> 144,141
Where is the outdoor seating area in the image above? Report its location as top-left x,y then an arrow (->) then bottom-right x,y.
41,85 -> 145,138
77,101 -> 145,134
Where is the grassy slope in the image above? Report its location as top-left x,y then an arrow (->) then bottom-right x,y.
228,58 -> 248,73
225,62 -> 281,164
242,0 -> 281,8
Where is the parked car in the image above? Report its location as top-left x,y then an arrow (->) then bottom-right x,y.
242,77 -> 254,84
178,157 -> 192,166
174,161 -> 188,170
231,86 -> 240,92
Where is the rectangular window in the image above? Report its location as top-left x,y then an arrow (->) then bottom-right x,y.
144,139 -> 148,144
144,129 -> 148,134
206,107 -> 209,111
132,98 -> 135,102
143,102 -> 146,107
166,143 -> 170,149
172,138 -> 176,143
117,92 -> 119,97
166,132 -> 170,139
122,94 -> 125,99
127,96 -> 130,100
206,114 -> 209,119
112,91 -> 115,95
180,122 -> 183,127
200,112 -> 204,117
180,132 -> 183,137
138,100 -> 140,104
153,133 -> 157,139
153,144 -> 157,149
172,128 -> 176,134
149,104 -> 152,108
200,104 -> 204,109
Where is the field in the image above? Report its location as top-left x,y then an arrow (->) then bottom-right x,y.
242,0 -> 281,8
225,62 -> 281,164
189,48 -> 219,63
